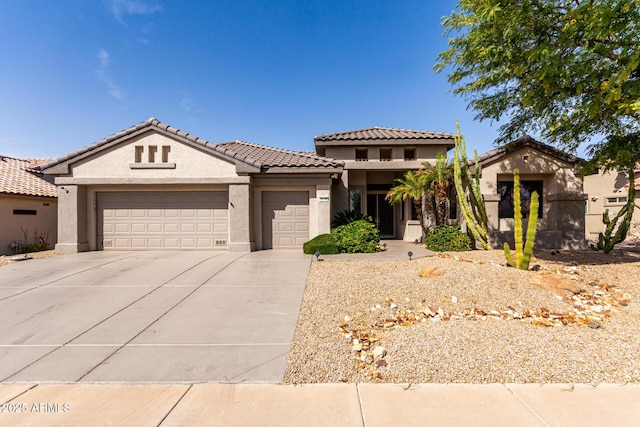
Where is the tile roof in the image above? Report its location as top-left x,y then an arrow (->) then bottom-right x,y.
40,118 -> 342,173
315,126 -> 456,142
474,135 -> 583,166
0,156 -> 57,198
215,141 -> 342,169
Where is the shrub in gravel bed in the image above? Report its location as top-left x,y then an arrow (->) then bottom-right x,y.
332,220 -> 381,253
303,233 -> 340,255
425,225 -> 471,252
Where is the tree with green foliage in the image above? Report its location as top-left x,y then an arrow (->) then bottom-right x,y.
386,171 -> 429,236
421,152 -> 454,227
436,0 -> 640,151
436,0 -> 640,252
584,133 -> 639,253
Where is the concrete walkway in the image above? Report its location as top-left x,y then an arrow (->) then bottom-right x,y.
0,383 -> 638,426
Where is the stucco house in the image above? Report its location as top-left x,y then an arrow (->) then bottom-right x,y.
315,127 -> 455,241
40,119 -> 458,253
583,164 -> 640,242
473,136 -> 588,250
0,156 -> 58,255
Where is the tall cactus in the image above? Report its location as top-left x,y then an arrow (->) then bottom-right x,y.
504,169 -> 539,270
453,121 -> 489,249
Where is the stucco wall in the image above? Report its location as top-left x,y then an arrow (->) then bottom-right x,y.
583,169 -> 640,240
479,147 -> 587,249
70,132 -> 238,179
0,195 -> 57,255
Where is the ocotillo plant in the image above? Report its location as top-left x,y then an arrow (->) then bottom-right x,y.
504,169 -> 539,270
453,121 -> 489,249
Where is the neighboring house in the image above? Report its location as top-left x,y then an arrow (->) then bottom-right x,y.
583,165 -> 640,242
315,127 -> 455,241
0,156 -> 58,255
473,136 -> 588,250
40,119 -> 455,253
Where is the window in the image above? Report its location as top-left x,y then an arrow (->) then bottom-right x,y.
606,196 -> 628,204
498,180 -> 543,218
14,209 -> 36,215
349,190 -> 362,211
380,148 -> 392,161
355,149 -> 368,161
404,148 -> 416,161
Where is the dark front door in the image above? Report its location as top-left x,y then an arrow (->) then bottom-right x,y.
367,193 -> 394,237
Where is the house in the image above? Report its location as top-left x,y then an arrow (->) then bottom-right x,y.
0,156 -> 58,255
583,164 -> 640,242
40,119 -> 456,253
473,136 -> 588,250
315,127 -> 455,241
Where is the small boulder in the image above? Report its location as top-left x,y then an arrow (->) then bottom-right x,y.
529,272 -> 583,297
420,265 -> 445,278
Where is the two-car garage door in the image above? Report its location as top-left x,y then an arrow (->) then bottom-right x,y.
98,192 -> 228,250
97,190 -> 310,250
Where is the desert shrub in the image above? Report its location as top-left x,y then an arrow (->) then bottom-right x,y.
331,209 -> 373,228
303,233 -> 340,255
332,220 -> 381,253
425,225 -> 471,252
15,227 -> 50,254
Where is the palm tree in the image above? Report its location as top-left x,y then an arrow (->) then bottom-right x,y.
386,171 -> 429,236
421,152 -> 454,226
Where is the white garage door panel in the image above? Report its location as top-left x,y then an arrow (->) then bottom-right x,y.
262,191 -> 309,249
98,192 -> 228,250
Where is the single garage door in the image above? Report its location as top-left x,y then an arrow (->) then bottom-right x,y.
262,191 -> 309,249
98,192 -> 228,250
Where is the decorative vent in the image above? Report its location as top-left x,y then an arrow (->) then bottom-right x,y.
215,240 -> 227,246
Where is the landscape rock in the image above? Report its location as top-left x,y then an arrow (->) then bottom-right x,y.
528,272 -> 583,297
419,265 -> 445,278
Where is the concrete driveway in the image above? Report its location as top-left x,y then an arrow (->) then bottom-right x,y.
0,250 -> 311,383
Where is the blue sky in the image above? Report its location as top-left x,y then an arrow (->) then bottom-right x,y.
0,1 -> 581,160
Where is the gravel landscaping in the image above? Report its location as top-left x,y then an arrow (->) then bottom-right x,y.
285,248 -> 640,384
0,250 -> 62,267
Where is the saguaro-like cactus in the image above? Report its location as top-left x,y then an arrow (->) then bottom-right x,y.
453,121 -> 489,249
504,169 -> 539,270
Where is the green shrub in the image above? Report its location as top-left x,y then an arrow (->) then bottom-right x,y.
17,242 -> 50,254
425,225 -> 471,252
332,220 -> 381,253
331,209 -> 373,228
303,233 -> 340,255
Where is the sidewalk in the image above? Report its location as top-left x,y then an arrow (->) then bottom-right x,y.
0,383 -> 638,426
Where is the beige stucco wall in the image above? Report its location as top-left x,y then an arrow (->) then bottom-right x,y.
0,195 -> 57,255
70,132 -> 238,179
479,147 -> 587,249
583,169 -> 640,240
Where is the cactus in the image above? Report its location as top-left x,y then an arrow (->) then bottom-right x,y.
453,121 -> 490,249
503,169 -> 539,270
590,168 -> 636,253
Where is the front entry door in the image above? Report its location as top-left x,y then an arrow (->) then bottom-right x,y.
367,193 -> 394,237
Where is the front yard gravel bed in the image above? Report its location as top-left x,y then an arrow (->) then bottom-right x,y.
284,249 -> 640,384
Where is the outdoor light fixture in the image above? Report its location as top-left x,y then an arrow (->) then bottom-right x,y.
415,238 -> 419,244
408,251 -> 413,260
314,250 -> 321,261
382,243 -> 387,249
